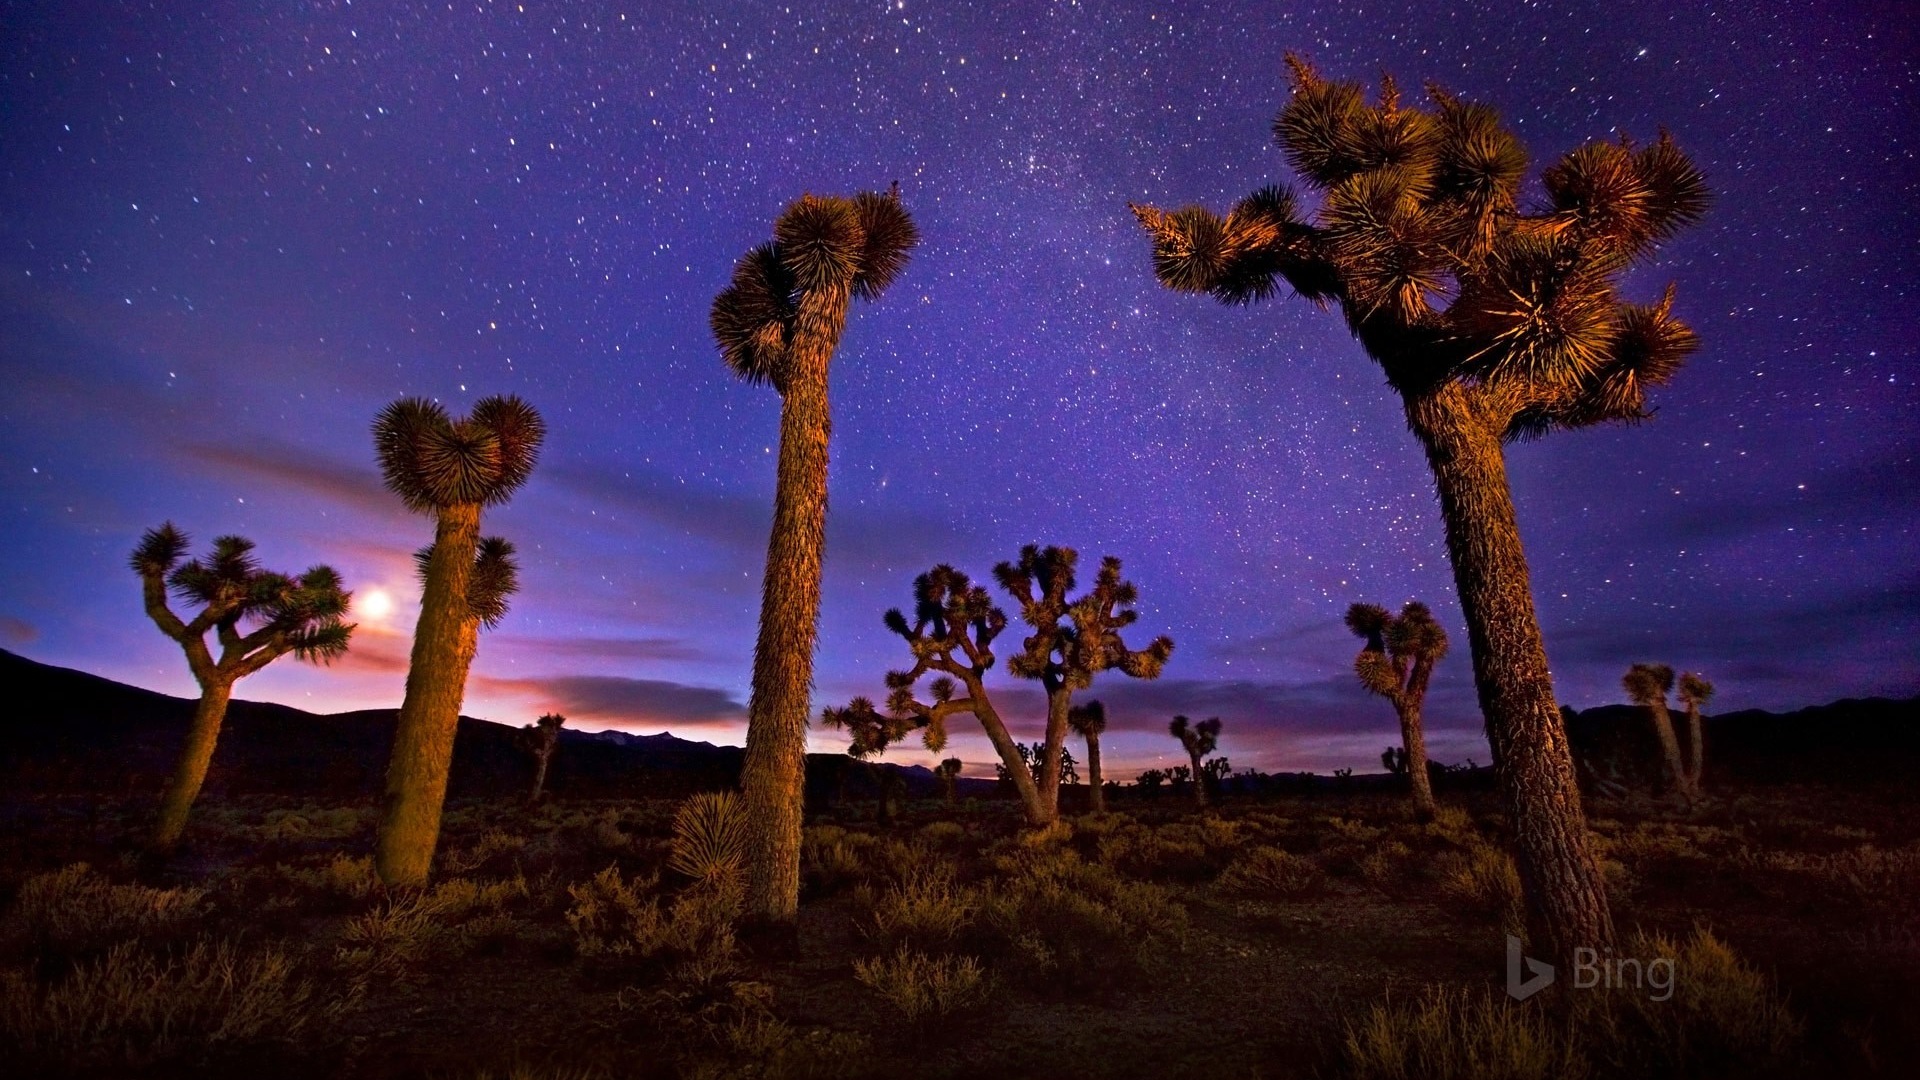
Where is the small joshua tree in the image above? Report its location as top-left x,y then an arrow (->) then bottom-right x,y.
935,757 -> 963,804
1346,601 -> 1450,820
1137,768 -> 1168,796
1169,716 -> 1223,808
1068,700 -> 1110,813
819,696 -> 915,826
373,395 -> 543,887
995,546 -> 1174,823
711,186 -> 919,921
1623,663 -> 1692,800
132,525 -> 353,852
1132,54 -> 1709,962
1677,672 -> 1714,790
526,711 -> 565,803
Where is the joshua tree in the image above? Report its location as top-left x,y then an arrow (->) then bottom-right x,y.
526,711 -> 565,803
132,525 -> 353,852
935,757 -> 963,804
995,545 -> 1174,822
372,395 -> 543,887
1169,716 -> 1223,808
1068,700 -> 1110,813
711,185 -> 919,922
1623,663 -> 1693,800
1137,768 -> 1168,796
820,696 -> 916,826
1131,56 -> 1707,960
1677,671 -> 1715,790
1346,601 -> 1450,820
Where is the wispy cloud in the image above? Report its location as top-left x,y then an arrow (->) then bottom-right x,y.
472,671 -> 747,728
179,439 -> 403,522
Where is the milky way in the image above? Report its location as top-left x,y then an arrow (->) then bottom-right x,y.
2,1 -> 1913,777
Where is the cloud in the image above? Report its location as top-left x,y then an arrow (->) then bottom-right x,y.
473,672 -> 747,727
0,615 -> 37,646
492,634 -> 707,664
179,439 -> 403,521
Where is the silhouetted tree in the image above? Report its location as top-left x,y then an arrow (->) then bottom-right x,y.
525,711 -> 565,803
995,545 -> 1173,822
712,186 -> 918,922
1677,671 -> 1715,790
1068,700 -> 1110,813
132,525 -> 353,853
1170,716 -> 1222,808
372,395 -> 543,887
1131,56 -> 1707,960
1346,601 -> 1450,820
1624,663 -> 1693,800
935,757 -> 963,804
878,565 -> 1046,823
1137,768 -> 1168,796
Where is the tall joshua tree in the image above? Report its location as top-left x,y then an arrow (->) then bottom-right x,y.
995,546 -> 1174,822
879,565 -> 1048,824
1677,671 -> 1714,791
1068,700 -> 1110,813
374,395 -> 543,887
526,711 -> 565,803
1346,601 -> 1450,820
1132,56 -> 1708,961
132,525 -> 353,852
1623,663 -> 1693,800
1169,716 -> 1222,808
711,185 -> 918,922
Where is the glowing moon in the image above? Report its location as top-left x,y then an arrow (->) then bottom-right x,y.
356,588 -> 394,621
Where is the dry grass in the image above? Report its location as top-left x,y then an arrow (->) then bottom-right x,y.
852,947 -> 991,1023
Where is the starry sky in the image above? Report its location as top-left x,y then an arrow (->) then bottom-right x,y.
2,1 -> 1914,780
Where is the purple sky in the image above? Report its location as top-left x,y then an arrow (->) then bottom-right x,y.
2,1 -> 1914,780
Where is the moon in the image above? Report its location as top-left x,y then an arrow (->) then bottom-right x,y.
355,588 -> 394,621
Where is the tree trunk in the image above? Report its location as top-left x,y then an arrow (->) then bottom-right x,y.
150,679 -> 234,853
376,501 -> 482,888
1646,700 -> 1692,800
1405,384 -> 1615,964
529,747 -> 552,803
739,285 -> 847,923
1188,751 -> 1208,808
1398,701 -> 1437,821
969,690 -> 1047,825
1684,706 -> 1705,790
1036,688 -> 1070,822
1086,733 -> 1106,813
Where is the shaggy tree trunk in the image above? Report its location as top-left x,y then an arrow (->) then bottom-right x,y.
376,501 -> 481,888
1684,706 -> 1705,790
1187,751 -> 1208,808
1085,733 -> 1106,813
529,746 -> 553,803
150,679 -> 234,853
967,686 -> 1047,825
1406,384 -> 1615,964
1646,699 -> 1692,800
739,285 -> 846,923
1036,688 -> 1071,823
1398,702 -> 1437,821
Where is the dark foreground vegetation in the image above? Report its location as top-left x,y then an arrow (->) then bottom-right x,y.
2,776 -> 1915,1079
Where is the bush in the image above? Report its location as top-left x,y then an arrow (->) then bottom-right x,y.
852,947 -> 990,1024
0,939 -> 320,1070
3,864 -> 207,964
1340,983 -> 1584,1080
856,869 -> 975,952
972,848 -> 1185,992
1435,844 -> 1524,935
668,792 -> 748,885
1216,846 -> 1324,899
564,866 -> 740,978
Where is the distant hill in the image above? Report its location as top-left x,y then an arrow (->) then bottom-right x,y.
0,649 -> 978,802
1565,696 -> 1920,789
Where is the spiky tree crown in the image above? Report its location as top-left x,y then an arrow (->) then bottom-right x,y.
413,536 -> 521,629
1623,662 -> 1677,705
375,395 -> 545,512
1132,55 -> 1708,439
876,564 -> 1008,754
1170,715 -> 1222,757
936,757 -> 963,779
820,696 -> 918,760
709,184 -> 919,394
1069,700 -> 1108,738
1677,672 -> 1715,709
132,523 -> 355,670
1347,600 -> 1449,703
994,545 -> 1174,691
535,712 -> 566,732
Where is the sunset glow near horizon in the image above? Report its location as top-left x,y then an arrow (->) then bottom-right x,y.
2,2 -> 1914,780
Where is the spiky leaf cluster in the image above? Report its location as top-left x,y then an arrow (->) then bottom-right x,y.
1133,55 -> 1708,437
819,696 -> 920,760
993,546 -> 1174,693
710,185 -> 919,393
413,536 -> 522,630
1677,672 -> 1714,710
877,564 -> 1008,753
1345,600 -> 1449,703
1170,715 -> 1222,758
374,396 -> 546,511
1068,700 -> 1108,738
1622,662 -> 1676,706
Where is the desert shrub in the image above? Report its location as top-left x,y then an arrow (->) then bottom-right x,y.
855,868 -> 976,951
259,805 -> 370,843
917,820 -> 966,847
565,866 -> 741,978
1216,845 -> 1324,899
668,792 -> 748,885
3,864 -> 207,964
802,826 -> 877,896
1575,928 -> 1805,1078
274,854 -> 382,910
0,939 -> 322,1071
852,947 -> 991,1023
444,828 -> 531,875
1095,822 -> 1217,882
1422,805 -> 1477,845
973,848 -> 1185,992
335,893 -> 457,980
460,1063 -> 607,1080
1435,844 -> 1524,935
564,865 -> 659,959
1339,983 -> 1584,1080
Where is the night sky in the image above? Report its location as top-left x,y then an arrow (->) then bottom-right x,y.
2,1 -> 1914,780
